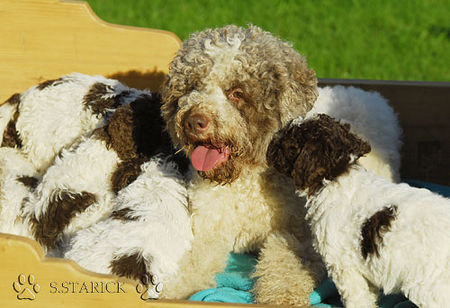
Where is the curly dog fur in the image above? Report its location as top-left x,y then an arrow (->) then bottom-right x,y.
267,114 -> 450,308
159,24 -> 401,305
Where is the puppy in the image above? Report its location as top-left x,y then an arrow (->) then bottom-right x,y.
267,113 -> 450,308
21,92 -> 175,252
0,73 -> 143,173
64,157 -> 193,299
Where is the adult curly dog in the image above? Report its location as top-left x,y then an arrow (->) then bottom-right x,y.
158,24 -> 401,305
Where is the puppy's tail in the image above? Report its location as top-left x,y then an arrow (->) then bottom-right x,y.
0,93 -> 21,146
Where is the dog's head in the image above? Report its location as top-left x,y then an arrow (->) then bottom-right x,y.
267,114 -> 371,195
161,25 -> 318,184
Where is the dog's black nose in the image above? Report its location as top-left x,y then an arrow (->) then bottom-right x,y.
184,113 -> 211,134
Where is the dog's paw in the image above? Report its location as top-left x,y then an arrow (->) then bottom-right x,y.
136,274 -> 163,300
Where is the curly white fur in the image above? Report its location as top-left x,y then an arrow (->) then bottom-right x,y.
64,157 -> 192,286
310,86 -> 402,182
0,73 -> 139,172
0,148 -> 37,238
305,165 -> 450,308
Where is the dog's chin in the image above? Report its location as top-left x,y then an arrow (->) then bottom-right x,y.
184,144 -> 242,184
198,158 -> 242,185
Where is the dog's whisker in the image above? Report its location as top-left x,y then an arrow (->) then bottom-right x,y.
174,146 -> 186,155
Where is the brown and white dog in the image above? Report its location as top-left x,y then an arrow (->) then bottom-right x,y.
267,113 -> 450,308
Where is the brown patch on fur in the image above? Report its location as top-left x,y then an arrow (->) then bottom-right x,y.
31,191 -> 97,249
110,207 -> 139,222
94,93 -> 173,161
267,114 -> 371,195
110,253 -> 149,284
16,176 -> 39,189
3,93 -> 21,105
361,206 -> 397,259
1,93 -> 22,148
111,156 -> 148,194
2,120 -> 21,148
83,82 -> 130,116
36,78 -> 63,90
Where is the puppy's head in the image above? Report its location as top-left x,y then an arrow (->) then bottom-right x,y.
267,114 -> 371,195
161,24 -> 317,184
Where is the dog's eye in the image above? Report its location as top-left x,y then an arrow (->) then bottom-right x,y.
226,88 -> 245,102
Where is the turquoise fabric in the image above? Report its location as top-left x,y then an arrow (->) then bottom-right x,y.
189,253 -> 256,303
189,180 -> 449,306
309,278 -> 417,307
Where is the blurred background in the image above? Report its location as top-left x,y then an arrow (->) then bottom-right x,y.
86,0 -> 449,82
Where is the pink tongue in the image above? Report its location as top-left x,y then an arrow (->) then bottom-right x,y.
191,146 -> 229,171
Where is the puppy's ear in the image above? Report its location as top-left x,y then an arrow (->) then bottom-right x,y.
291,114 -> 371,195
267,122 -> 304,177
313,114 -> 371,161
292,141 -> 328,194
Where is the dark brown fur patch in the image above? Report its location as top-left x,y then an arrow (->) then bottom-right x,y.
110,253 -> 149,283
111,156 -> 148,194
267,114 -> 371,195
83,82 -> 130,116
110,207 -> 139,222
3,93 -> 21,105
36,78 -> 64,90
94,94 -> 173,161
2,120 -> 22,148
361,205 -> 397,259
16,176 -> 39,189
31,190 -> 96,249
1,93 -> 22,148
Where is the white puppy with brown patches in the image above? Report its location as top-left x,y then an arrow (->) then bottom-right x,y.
64,157 -> 192,299
0,73 -> 143,173
267,114 -> 450,308
0,73 -> 151,239
20,91 -> 171,252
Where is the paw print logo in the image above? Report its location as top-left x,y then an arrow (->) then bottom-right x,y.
135,274 -> 162,301
12,274 -> 40,300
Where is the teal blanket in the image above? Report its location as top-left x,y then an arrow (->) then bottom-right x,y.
189,180 -> 449,306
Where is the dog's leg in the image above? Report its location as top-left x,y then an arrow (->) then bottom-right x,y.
330,265 -> 378,308
161,231 -> 231,300
252,231 -> 325,306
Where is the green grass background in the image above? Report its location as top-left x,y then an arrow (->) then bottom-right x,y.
86,0 -> 449,82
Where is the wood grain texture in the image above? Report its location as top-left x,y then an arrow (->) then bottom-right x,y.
0,233 -> 281,307
0,0 -> 181,102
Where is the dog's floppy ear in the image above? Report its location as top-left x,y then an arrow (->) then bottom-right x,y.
291,114 -> 371,195
277,50 -> 318,124
267,120 -> 305,177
